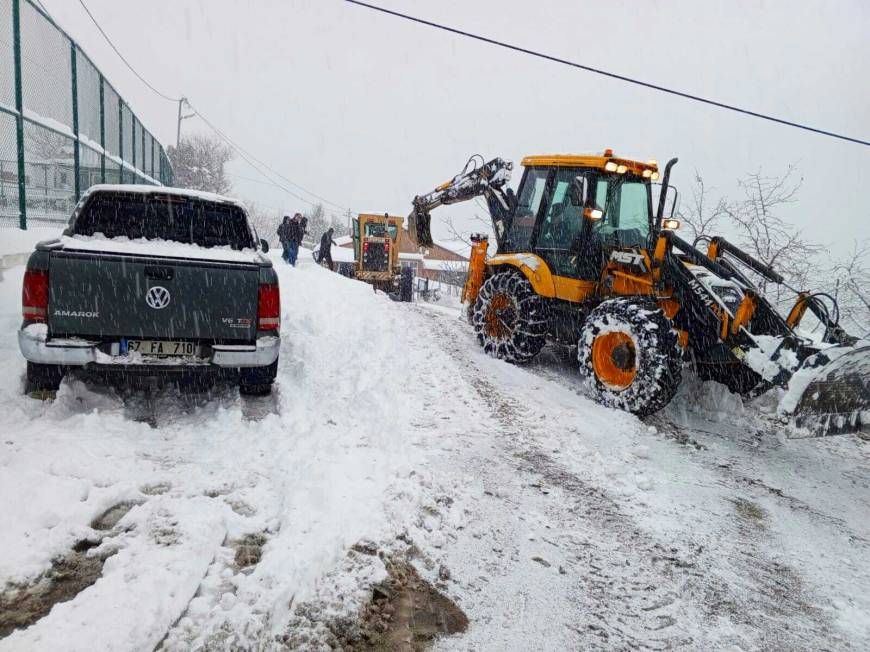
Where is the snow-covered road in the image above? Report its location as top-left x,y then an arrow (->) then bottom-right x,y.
1,245 -> 868,651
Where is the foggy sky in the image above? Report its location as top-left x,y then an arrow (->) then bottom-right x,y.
41,0 -> 869,254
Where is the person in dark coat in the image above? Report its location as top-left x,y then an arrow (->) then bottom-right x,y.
286,213 -> 304,266
317,227 -> 338,271
277,216 -> 293,262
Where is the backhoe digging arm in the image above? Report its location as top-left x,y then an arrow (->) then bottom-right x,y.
407,156 -> 514,249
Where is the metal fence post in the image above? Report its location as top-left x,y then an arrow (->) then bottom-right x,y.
70,40 -> 81,201
12,0 -> 26,229
99,75 -> 105,183
118,99 -> 123,183
131,114 -> 136,174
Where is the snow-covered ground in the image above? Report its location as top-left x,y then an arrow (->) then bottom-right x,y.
0,247 -> 868,650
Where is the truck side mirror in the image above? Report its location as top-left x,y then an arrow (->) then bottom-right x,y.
260,238 -> 269,253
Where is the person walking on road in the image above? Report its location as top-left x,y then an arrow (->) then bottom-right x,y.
277,215 -> 293,263
286,213 -> 305,266
317,227 -> 338,271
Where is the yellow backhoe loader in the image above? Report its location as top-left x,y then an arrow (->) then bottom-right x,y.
407,151 -> 869,436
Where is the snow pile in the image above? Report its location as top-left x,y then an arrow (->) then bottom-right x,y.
0,255 -> 444,651
0,226 -> 65,257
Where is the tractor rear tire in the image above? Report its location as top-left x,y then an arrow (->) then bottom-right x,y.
578,298 -> 682,417
471,269 -> 548,363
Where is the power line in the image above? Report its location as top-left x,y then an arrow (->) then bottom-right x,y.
73,0 -> 350,212
187,102 -> 352,213
226,171 -> 345,218
344,0 -> 870,148
186,102 -> 350,211
77,0 -> 181,102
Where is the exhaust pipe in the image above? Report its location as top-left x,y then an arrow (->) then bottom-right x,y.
655,157 -> 679,233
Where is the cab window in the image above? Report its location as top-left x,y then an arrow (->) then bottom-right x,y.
592,178 -> 651,249
505,167 -> 548,250
365,222 -> 386,237
536,169 -> 585,250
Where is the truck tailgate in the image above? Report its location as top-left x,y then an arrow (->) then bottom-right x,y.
48,251 -> 260,341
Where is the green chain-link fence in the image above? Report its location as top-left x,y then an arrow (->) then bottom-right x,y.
0,0 -> 172,229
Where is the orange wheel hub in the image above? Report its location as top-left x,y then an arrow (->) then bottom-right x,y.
591,331 -> 637,389
484,292 -> 514,338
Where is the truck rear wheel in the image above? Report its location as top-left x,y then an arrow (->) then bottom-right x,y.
239,359 -> 278,396
26,362 -> 65,393
471,269 -> 548,363
578,298 -> 682,417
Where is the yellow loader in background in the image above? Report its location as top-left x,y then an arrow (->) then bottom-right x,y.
352,213 -> 414,302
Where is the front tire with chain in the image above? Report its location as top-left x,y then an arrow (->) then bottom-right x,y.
471,269 -> 548,363
578,298 -> 682,416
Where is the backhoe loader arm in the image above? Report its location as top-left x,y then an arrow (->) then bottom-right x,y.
407,156 -> 514,249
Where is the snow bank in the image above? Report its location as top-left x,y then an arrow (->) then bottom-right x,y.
0,253 -> 437,650
0,226 -> 65,257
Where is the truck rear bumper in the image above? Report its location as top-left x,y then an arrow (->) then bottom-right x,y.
18,330 -> 280,369
211,338 -> 280,367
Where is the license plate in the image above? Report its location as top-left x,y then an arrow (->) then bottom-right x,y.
124,339 -> 199,356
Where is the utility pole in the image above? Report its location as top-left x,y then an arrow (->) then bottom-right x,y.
176,97 -> 194,148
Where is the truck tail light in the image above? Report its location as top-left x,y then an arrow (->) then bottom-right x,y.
257,283 -> 280,331
384,240 -> 390,253
22,269 -> 48,322
363,241 -> 369,253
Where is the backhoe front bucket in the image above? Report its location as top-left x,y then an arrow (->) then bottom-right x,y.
781,345 -> 870,437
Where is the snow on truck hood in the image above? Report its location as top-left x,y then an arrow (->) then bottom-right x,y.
56,234 -> 269,265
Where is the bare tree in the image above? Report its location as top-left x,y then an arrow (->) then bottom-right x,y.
440,212 -> 492,247
168,134 -> 233,195
304,203 -> 329,247
827,239 -> 870,337
676,170 -> 728,243
24,128 -> 70,164
244,201 -> 281,247
329,210 -> 352,238
722,166 -> 821,303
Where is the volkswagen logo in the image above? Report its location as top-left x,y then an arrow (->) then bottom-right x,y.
145,286 -> 171,310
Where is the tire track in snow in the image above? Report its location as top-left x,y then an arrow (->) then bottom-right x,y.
412,304 -> 842,650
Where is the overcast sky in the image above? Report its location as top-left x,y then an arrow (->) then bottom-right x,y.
42,0 -> 869,253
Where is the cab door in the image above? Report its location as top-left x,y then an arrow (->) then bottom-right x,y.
532,168 -> 598,301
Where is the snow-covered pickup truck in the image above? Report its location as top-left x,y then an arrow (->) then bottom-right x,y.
18,185 -> 280,395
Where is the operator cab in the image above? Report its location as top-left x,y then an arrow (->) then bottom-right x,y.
503,152 -> 667,281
